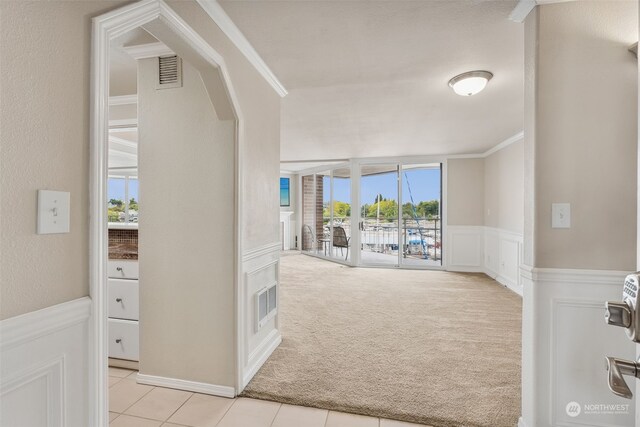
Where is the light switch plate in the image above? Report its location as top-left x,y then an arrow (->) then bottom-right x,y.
552,203 -> 571,229
37,190 -> 70,234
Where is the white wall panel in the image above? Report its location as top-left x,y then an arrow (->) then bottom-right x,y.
446,226 -> 484,272
521,268 -> 635,427
240,243 -> 282,390
0,298 -> 90,427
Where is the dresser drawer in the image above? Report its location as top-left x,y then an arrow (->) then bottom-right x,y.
108,260 -> 139,279
108,279 -> 139,321
108,319 -> 139,361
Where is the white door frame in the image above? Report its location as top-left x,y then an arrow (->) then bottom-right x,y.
90,1 -> 244,425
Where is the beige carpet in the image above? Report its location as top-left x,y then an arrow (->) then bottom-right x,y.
241,253 -> 522,427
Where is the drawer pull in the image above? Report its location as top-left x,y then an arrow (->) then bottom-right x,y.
116,267 -> 123,272
116,338 -> 122,344
116,298 -> 122,303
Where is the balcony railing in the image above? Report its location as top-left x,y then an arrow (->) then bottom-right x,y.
319,217 -> 442,261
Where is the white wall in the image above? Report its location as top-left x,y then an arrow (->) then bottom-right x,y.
532,1 -> 637,271
0,0 -> 113,321
447,158 -> 484,226
446,146 -> 524,295
138,58 -> 236,388
484,140 -> 524,233
1,298 -> 91,426
0,1 -> 283,421
522,2 -> 638,426
483,139 -> 524,294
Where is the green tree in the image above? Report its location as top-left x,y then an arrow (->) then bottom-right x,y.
368,199 -> 398,220
129,197 -> 139,212
417,200 -> 439,218
109,198 -> 123,208
323,201 -> 351,218
333,201 -> 351,217
108,209 -> 120,222
402,202 -> 415,219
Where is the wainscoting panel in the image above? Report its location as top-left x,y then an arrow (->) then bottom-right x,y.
446,226 -> 484,272
521,268 -> 635,427
483,227 -> 523,296
0,297 -> 91,427
240,242 -> 282,390
484,227 -> 500,276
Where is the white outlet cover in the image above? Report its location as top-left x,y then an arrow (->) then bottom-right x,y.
552,203 -> 571,229
37,190 -> 70,234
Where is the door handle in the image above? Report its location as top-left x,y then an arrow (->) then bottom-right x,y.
605,356 -> 639,399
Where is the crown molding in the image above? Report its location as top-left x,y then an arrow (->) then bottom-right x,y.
509,0 -> 576,23
482,131 -> 524,158
195,0 -> 287,97
123,41 -> 174,60
108,94 -> 137,106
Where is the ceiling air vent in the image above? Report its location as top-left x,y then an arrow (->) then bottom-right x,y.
156,55 -> 182,90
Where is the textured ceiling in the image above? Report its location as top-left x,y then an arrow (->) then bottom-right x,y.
219,0 -> 524,160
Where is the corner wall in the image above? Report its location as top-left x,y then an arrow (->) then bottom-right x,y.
483,140 -> 524,294
138,58 -> 235,388
446,144 -> 524,291
522,2 -> 637,426
165,1 -> 283,390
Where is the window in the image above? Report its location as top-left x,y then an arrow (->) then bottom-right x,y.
280,177 -> 290,207
108,174 -> 139,223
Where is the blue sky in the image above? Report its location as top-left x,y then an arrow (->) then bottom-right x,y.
108,178 -> 139,202
327,168 -> 440,205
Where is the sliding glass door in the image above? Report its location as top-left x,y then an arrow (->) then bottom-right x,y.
300,160 -> 442,269
329,167 -> 351,262
359,163 -> 442,268
400,164 -> 442,267
300,166 -> 352,262
360,164 -> 400,266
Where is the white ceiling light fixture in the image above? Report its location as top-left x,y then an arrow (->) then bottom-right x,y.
448,70 -> 493,96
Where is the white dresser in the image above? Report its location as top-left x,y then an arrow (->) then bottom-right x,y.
108,260 -> 139,362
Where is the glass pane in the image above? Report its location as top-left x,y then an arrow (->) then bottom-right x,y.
330,167 -> 351,261
108,177 -> 126,223
128,177 -> 139,223
279,177 -> 290,207
401,164 -> 442,266
360,164 -> 399,265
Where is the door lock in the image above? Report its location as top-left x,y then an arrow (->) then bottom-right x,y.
604,272 -> 640,342
605,301 -> 632,329
605,273 -> 640,399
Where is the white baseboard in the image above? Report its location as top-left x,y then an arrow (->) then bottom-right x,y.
497,274 -> 523,296
517,417 -> 527,427
243,329 -> 282,388
136,373 -> 236,398
1,297 -> 91,427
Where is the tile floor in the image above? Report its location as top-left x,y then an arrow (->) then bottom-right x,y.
108,368 -> 430,427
